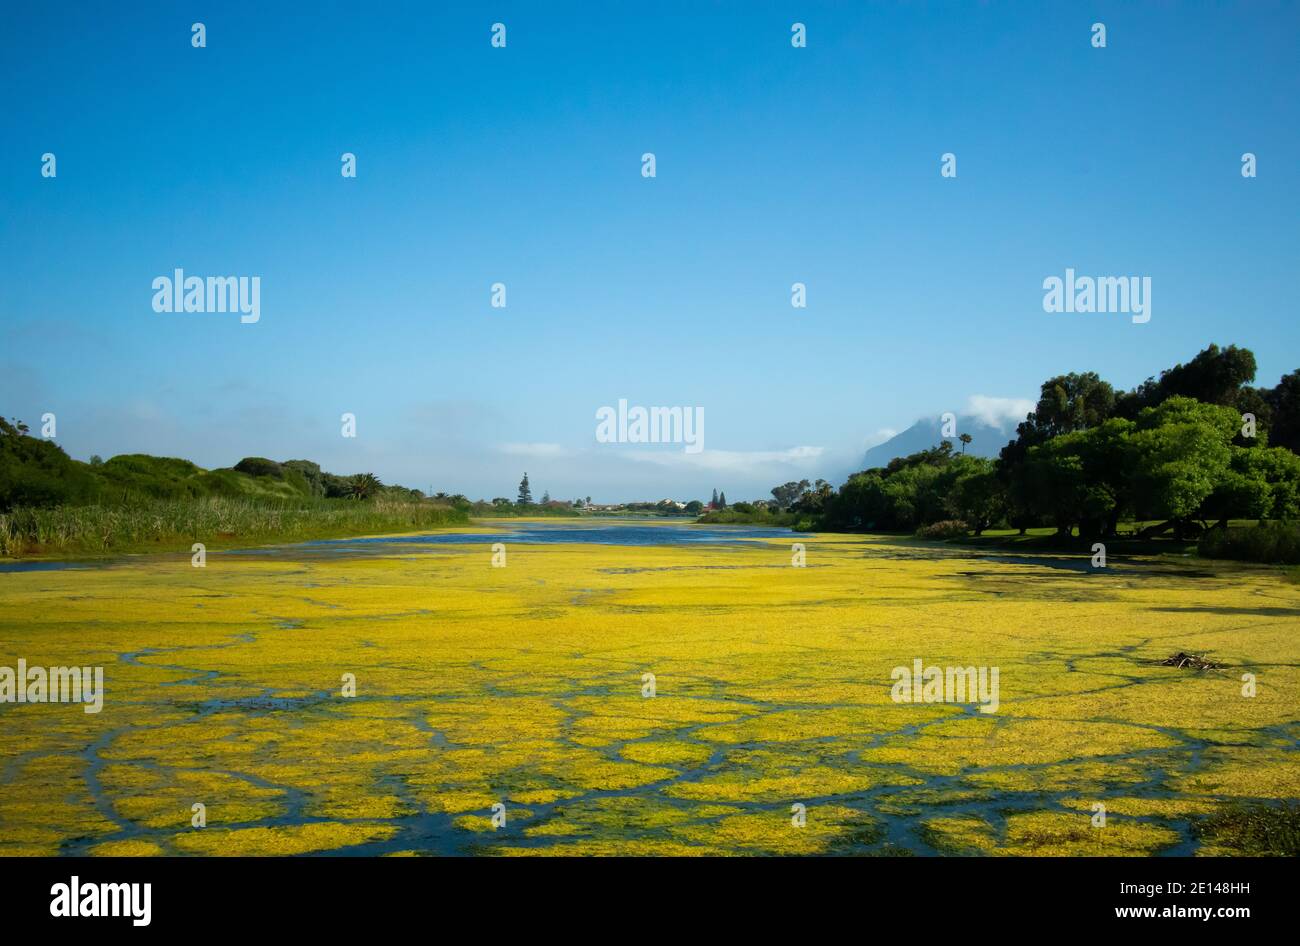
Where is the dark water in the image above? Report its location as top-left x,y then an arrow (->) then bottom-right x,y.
229,519 -> 808,557
0,560 -> 95,574
0,520 -> 1196,576
0,521 -> 807,572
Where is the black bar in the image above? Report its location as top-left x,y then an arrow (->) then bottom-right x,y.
0,855 -> 1282,933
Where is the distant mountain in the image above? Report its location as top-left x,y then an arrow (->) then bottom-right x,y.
862,415 -> 1016,469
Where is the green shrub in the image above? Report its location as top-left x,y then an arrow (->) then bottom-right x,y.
233,457 -> 284,478
915,519 -> 970,540
1198,521 -> 1300,564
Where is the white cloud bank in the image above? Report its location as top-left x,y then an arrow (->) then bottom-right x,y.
963,395 -> 1035,431
619,445 -> 824,475
863,428 -> 898,449
497,442 -> 571,458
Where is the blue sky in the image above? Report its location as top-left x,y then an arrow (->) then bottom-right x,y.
2,1 -> 1297,502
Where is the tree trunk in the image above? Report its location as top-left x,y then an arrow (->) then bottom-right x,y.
1139,519 -> 1175,539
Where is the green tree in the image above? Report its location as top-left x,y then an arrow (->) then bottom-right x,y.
770,480 -> 810,510
999,372 -> 1118,534
1117,343 -> 1259,418
1258,447 -> 1300,518
1206,446 -> 1300,524
345,472 -> 382,500
948,459 -> 1002,535
1264,369 -> 1300,454
517,473 -> 533,506
0,417 -> 92,510
1027,418 -> 1135,538
1129,398 -> 1238,537
1203,448 -> 1274,527
1024,372 -> 1117,440
793,479 -> 836,516
1155,343 -> 1257,406
282,459 -> 326,497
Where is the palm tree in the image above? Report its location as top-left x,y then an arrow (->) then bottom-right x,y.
346,472 -> 381,500
958,433 -> 972,454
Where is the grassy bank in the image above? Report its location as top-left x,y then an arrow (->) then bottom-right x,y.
0,496 -> 469,559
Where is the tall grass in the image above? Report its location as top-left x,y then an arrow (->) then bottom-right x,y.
0,497 -> 469,558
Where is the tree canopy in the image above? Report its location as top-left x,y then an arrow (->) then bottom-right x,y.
801,344 -> 1300,541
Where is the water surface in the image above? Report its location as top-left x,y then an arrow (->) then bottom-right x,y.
231,518 -> 809,557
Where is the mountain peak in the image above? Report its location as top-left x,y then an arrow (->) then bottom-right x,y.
862,414 -> 1018,468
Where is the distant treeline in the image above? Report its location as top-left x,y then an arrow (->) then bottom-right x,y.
456,497 -> 582,518
755,344 -> 1300,559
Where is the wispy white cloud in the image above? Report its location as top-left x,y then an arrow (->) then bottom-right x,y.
497,442 -> 570,458
863,428 -> 897,449
619,445 -> 824,474
963,395 -> 1034,430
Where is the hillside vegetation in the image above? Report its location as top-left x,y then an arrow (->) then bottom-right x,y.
0,419 -> 465,557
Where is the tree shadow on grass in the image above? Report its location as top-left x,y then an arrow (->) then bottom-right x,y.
1149,606 -> 1300,617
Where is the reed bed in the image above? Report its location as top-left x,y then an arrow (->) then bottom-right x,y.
0,496 -> 468,558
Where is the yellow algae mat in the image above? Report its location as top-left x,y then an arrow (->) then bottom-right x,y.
1,532 -> 1296,856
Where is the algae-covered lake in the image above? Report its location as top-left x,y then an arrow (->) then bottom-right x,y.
1,520 -> 1296,856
